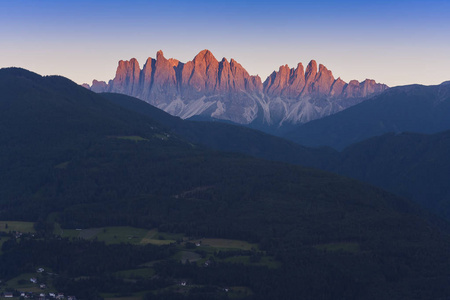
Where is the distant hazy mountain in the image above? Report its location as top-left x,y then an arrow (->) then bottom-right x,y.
322,131 -> 450,220
284,82 -> 450,150
85,50 -> 387,127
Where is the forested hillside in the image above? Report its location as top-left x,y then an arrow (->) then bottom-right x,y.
1,68 -> 450,299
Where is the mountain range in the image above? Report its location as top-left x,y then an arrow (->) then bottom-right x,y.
284,82 -> 450,149
85,50 -> 388,126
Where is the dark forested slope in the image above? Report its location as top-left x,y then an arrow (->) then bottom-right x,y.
101,92 -> 337,169
1,68 -> 450,299
284,83 -> 450,150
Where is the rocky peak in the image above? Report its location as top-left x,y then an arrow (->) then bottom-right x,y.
194,49 -> 217,63
264,64 -> 290,96
109,58 -> 141,95
312,64 -> 335,95
141,57 -> 155,78
90,80 -> 108,93
156,50 -> 165,60
89,50 -> 388,126
330,77 -> 346,97
305,60 -> 318,81
262,59 -> 388,101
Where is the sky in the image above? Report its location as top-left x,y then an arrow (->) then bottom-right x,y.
1,0 -> 450,87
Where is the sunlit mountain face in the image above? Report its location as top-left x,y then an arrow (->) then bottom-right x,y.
85,50 -> 387,128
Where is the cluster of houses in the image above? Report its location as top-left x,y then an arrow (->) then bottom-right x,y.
0,268 -> 76,300
2,291 -> 76,300
9,231 -> 35,240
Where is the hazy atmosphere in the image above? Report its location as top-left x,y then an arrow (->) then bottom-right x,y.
3,1 -> 450,299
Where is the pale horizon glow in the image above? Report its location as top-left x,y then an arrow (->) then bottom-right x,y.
1,0 -> 450,87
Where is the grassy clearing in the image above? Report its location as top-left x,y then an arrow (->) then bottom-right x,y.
53,223 -> 79,238
178,251 -> 202,263
140,239 -> 173,246
57,226 -> 150,244
60,226 -> 179,245
139,229 -> 177,245
59,229 -> 80,239
156,231 -> 184,241
194,238 -> 257,251
222,255 -> 281,269
79,228 -> 103,239
86,227 -> 149,244
2,272 -> 55,293
0,221 -> 35,233
55,226 -> 260,255
314,242 -> 360,253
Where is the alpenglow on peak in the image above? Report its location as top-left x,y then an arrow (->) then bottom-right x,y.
86,49 -> 388,126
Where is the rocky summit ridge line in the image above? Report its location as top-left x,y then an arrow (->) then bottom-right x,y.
85,50 -> 388,126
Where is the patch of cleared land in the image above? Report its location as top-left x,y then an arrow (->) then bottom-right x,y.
139,229 -> 182,245
58,226 -> 150,244
0,221 -> 35,233
78,228 -> 103,239
2,272 -> 56,293
194,238 -> 258,250
56,226 -> 258,251
179,251 -> 202,263
223,255 -> 281,268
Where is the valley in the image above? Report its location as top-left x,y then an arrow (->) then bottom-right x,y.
0,223 -> 274,299
1,68 -> 450,299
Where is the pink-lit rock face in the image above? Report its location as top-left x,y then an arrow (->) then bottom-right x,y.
89,49 -> 388,125
263,61 -> 387,100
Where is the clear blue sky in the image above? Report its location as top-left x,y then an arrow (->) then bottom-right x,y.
1,0 -> 449,87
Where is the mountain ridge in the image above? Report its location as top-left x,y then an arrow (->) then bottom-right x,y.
284,82 -> 450,150
85,50 -> 388,126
